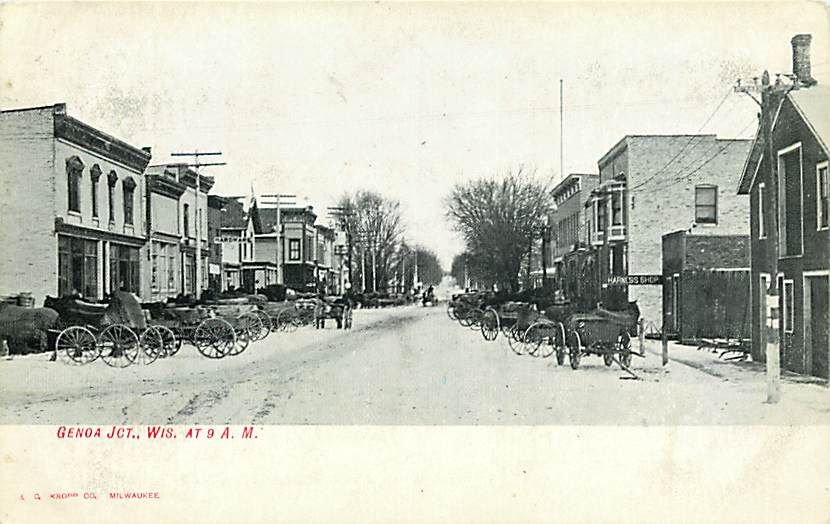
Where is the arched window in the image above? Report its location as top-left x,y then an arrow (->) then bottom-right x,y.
107,171 -> 118,223
122,177 -> 136,225
90,164 -> 102,218
65,156 -> 84,213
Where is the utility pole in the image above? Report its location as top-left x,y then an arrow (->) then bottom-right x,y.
560,78 -> 564,179
371,241 -> 377,293
170,150 -> 225,301
541,223 -> 549,290
735,70 -> 791,404
262,193 -> 296,286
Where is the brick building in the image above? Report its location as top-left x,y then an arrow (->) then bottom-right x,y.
143,164 -> 214,301
587,134 -> 752,324
0,103 -> 151,304
532,173 -> 599,290
737,35 -> 829,378
662,231 -> 750,341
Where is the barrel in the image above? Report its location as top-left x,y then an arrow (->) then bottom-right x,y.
16,292 -> 34,308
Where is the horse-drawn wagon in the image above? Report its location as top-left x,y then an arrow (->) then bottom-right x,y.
47,291 -> 167,367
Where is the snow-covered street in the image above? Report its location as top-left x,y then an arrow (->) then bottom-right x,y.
1,305 -> 828,425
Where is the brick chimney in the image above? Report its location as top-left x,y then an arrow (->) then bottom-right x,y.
791,34 -> 817,87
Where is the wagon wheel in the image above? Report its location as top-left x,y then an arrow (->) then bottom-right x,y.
467,308 -> 484,329
446,303 -> 457,321
99,324 -> 140,368
252,310 -> 272,339
194,318 -> 236,358
276,309 -> 299,332
480,308 -> 500,342
228,313 -> 261,356
507,324 -> 525,356
568,331 -> 582,370
137,327 -> 163,365
152,325 -> 178,357
457,307 -> 473,327
523,322 -> 544,357
618,331 -> 633,369
244,310 -> 269,341
555,323 -> 567,365
56,326 -> 99,365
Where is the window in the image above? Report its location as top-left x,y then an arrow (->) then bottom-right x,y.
90,165 -> 101,218
695,185 -> 718,224
611,190 -> 624,226
758,183 -> 766,238
57,236 -> 97,298
107,171 -> 118,223
66,157 -> 83,213
818,162 -> 829,230
183,203 -> 190,238
594,197 -> 606,233
110,244 -> 140,293
122,178 -> 136,225
782,279 -> 794,333
778,143 -> 803,256
289,239 -> 300,261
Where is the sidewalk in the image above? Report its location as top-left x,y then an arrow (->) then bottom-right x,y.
642,338 -> 828,387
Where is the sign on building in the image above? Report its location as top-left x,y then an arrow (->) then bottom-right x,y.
607,274 -> 664,286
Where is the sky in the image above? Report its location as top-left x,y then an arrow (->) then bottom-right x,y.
2,2 -> 828,267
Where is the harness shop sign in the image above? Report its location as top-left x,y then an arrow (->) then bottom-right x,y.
607,274 -> 663,286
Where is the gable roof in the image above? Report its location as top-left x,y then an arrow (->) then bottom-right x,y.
737,131 -> 763,195
787,86 -> 830,155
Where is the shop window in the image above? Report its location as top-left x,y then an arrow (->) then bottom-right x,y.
57,236 -> 97,298
110,244 -> 140,294
695,185 -> 717,224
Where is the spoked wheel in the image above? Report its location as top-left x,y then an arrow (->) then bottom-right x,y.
523,322 -> 555,358
276,310 -> 299,332
228,313 -> 262,356
507,324 -> 525,356
99,324 -> 140,368
554,323 -> 567,364
137,327 -> 163,365
618,332 -> 633,369
152,325 -> 179,357
568,331 -> 582,370
194,318 -> 236,358
446,304 -> 457,321
56,326 -> 99,365
240,312 -> 267,342
457,308 -> 473,327
252,310 -> 272,340
467,308 -> 484,329
480,308 -> 500,341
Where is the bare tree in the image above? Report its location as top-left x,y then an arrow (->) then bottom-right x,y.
338,190 -> 405,292
446,167 -> 553,292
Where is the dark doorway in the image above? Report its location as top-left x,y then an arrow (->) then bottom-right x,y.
807,275 -> 829,379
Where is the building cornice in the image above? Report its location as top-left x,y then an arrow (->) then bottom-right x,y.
54,114 -> 151,173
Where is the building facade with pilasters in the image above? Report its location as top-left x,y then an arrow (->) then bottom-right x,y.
0,103 -> 151,305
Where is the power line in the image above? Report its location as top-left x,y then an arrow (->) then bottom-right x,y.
626,87 -> 735,193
